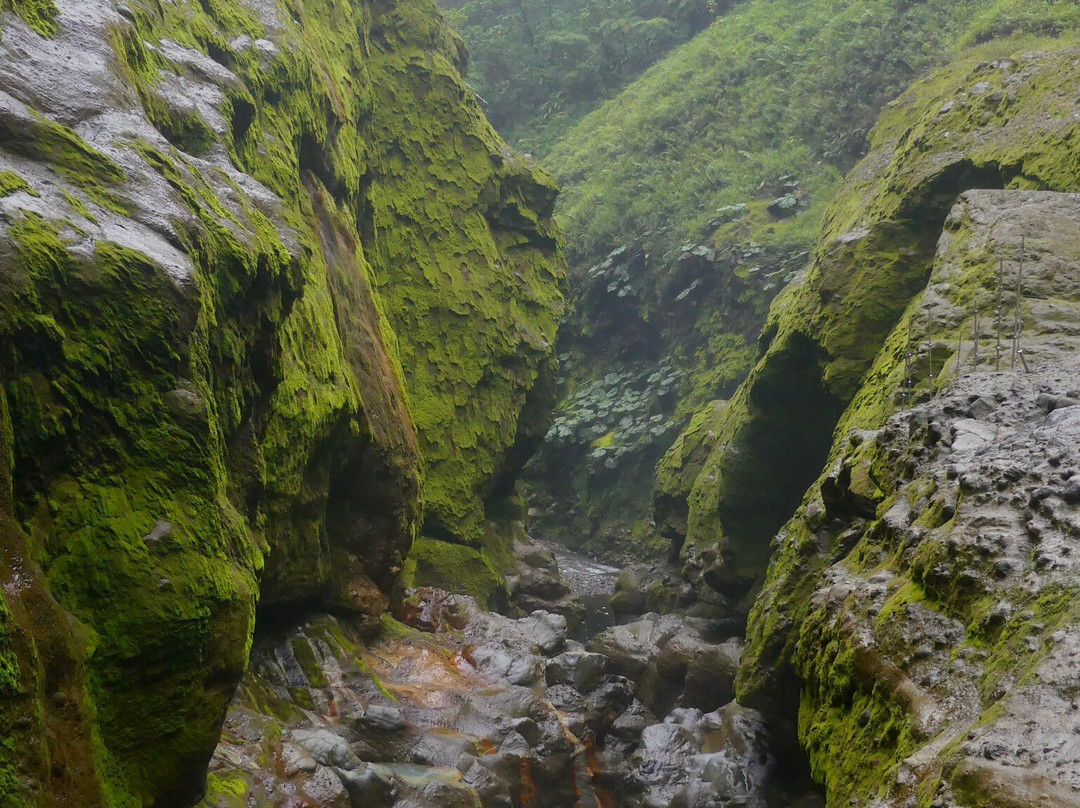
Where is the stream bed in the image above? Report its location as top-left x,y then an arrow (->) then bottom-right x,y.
196,541 -> 822,808
548,546 -> 620,641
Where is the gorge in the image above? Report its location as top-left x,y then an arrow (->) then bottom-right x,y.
3,1 -> 1080,807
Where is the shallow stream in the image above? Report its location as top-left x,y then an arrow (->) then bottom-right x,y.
548,545 -> 620,641
197,539 -> 822,808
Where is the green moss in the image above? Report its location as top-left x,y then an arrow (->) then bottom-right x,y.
0,194 -> 269,807
60,189 -> 96,223
202,771 -> 247,803
676,331 -> 757,421
795,594 -> 921,807
0,112 -> 128,214
976,585 -> 1078,702
875,581 -> 926,628
362,0 -> 565,548
379,612 -> 418,641
401,537 -> 509,611
0,170 -> 33,198
0,0 -> 561,802
290,636 -> 328,689
3,0 -> 59,38
0,601 -> 18,697
105,0 -> 559,563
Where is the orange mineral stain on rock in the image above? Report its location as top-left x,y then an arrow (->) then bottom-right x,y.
586,745 -> 617,808
520,756 -> 537,807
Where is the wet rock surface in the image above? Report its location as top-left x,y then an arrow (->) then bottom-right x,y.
632,703 -> 823,808
589,613 -> 743,716
739,188 -> 1080,808
200,553 -> 821,808
508,539 -> 589,628
199,597 -> 609,808
0,0 -> 564,801
750,380 -> 1080,807
806,362 -> 1080,807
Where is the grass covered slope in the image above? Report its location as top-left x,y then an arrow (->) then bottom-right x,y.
548,0 -> 999,271
527,0 -> 1023,557
0,0 -> 562,804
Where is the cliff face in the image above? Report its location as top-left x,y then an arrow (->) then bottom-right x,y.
0,1 -> 563,805
655,43 -> 1080,613
675,44 -> 1080,806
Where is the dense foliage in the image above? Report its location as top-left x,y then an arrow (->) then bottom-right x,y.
550,0 -> 999,271
440,0 -> 735,153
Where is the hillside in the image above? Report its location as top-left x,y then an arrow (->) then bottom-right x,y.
524,0 -> 1079,558
439,0 -> 730,154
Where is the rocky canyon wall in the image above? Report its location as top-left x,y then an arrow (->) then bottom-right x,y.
652,42 -> 1080,807
0,0 -> 563,804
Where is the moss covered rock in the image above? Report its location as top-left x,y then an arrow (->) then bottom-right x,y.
0,0 -> 562,804
400,537 -> 509,612
726,45 -> 1080,807
657,41 -> 1080,613
362,0 -> 565,549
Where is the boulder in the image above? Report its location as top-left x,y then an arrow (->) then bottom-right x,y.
545,650 -> 611,693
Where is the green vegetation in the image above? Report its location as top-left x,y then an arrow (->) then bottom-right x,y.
0,0 -> 562,803
0,170 -> 33,198
520,0 -> 1064,556
682,31 -> 1080,633
550,0 -> 999,272
541,363 -> 680,474
401,537 -> 510,611
2,0 -> 59,38
0,112 -> 127,214
441,0 -> 732,153
962,0 -> 1080,45
362,0 -> 565,549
